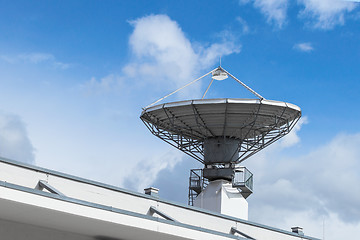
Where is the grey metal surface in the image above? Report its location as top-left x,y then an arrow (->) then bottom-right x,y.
231,227 -> 256,240
38,180 -> 65,196
204,138 -> 239,164
141,98 -> 301,163
149,206 -> 178,222
203,168 -> 234,181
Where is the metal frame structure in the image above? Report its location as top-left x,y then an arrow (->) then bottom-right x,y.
144,66 -> 264,110
187,166 -> 254,205
188,169 -> 208,205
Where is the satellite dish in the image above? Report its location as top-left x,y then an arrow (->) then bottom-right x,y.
140,66 -> 301,203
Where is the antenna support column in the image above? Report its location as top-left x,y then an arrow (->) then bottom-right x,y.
204,137 -> 240,164
203,137 -> 240,181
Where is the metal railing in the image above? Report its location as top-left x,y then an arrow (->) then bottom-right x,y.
188,169 -> 208,206
232,166 -> 253,197
188,166 -> 254,204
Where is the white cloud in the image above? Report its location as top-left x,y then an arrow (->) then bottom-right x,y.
260,209 -> 360,239
236,16 -> 250,33
279,116 -> 308,147
123,14 -> 240,98
252,0 -> 289,28
0,112 -> 35,164
123,150 -> 183,192
240,0 -> 358,30
18,53 -> 54,63
298,0 -> 357,29
293,42 -> 315,52
0,52 -> 70,69
80,74 -> 124,95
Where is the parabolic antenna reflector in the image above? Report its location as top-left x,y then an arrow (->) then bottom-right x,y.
141,66 -> 302,201
141,98 -> 301,164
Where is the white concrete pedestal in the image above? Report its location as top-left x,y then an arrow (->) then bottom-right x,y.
193,179 -> 248,220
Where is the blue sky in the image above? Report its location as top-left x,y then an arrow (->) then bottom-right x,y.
0,0 -> 360,239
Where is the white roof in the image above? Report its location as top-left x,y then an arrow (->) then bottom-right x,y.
0,157 -> 318,240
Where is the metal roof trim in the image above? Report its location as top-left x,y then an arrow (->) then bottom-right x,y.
0,180 -> 242,240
